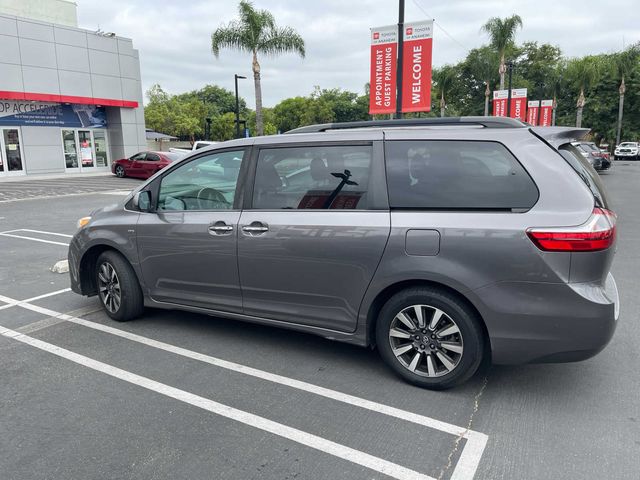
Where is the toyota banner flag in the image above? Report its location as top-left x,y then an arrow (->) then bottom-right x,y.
369,25 -> 398,115
509,88 -> 527,121
539,100 -> 553,126
526,100 -> 540,125
492,90 -> 508,117
401,20 -> 433,113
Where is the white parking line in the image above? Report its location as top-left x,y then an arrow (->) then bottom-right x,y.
14,229 -> 73,238
0,292 -> 488,479
0,232 -> 69,246
0,323 -> 434,480
0,288 -> 71,311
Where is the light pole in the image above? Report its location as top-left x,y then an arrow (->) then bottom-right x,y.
234,74 -> 246,138
395,0 -> 405,119
506,61 -> 514,118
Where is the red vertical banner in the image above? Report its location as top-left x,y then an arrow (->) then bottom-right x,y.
509,88 -> 527,121
369,25 -> 397,115
492,90 -> 508,117
526,100 -> 539,125
539,100 -> 553,126
401,20 -> 433,113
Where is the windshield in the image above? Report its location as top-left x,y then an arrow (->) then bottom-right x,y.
619,143 -> 637,148
559,144 -> 609,208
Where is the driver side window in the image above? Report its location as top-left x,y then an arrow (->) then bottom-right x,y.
158,149 -> 245,211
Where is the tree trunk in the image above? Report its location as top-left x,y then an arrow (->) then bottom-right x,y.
440,92 -> 446,117
552,96 -> 557,126
252,51 -> 264,136
498,53 -> 506,90
576,88 -> 585,128
484,82 -> 490,116
616,76 -> 626,146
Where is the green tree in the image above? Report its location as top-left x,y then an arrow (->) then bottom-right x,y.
210,112 -> 237,141
611,44 -> 640,145
211,0 -> 305,136
481,14 -> 523,90
433,66 -> 457,117
464,46 -> 499,115
273,96 -> 309,132
567,56 -> 600,127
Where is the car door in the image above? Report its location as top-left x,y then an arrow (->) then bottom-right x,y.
144,153 -> 162,178
136,148 -> 248,313
237,141 -> 390,333
128,152 -> 147,178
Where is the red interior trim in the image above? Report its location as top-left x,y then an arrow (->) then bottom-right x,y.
0,90 -> 139,108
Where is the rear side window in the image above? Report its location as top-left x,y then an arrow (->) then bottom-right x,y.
558,144 -> 609,208
385,140 -> 538,210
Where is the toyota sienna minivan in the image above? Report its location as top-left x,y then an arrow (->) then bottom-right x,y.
69,117 -> 619,389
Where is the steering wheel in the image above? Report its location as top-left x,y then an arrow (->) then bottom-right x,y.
196,187 -> 230,209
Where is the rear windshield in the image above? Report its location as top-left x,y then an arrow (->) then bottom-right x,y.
558,144 -> 609,208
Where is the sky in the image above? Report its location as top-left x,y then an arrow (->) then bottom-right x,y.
77,0 -> 639,108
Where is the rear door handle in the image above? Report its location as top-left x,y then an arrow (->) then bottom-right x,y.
242,221 -> 269,235
208,221 -> 234,235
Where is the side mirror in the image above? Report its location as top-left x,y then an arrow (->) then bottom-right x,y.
133,190 -> 152,212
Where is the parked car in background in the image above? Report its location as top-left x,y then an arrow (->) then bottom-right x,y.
70,117 -> 619,390
572,142 -> 603,170
599,147 -> 612,171
614,142 -> 639,160
169,140 -> 217,154
112,151 -> 183,179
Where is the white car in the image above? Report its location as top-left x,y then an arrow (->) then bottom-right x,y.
614,142 -> 639,160
169,140 -> 217,154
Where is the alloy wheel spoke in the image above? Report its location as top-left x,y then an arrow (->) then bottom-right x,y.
392,344 -> 414,357
98,272 -> 108,283
395,312 -> 416,331
414,306 -> 425,328
389,328 -> 412,339
436,351 -> 456,372
436,323 -> 460,338
408,352 -> 422,372
426,354 -> 436,377
429,308 -> 444,330
440,341 -> 463,354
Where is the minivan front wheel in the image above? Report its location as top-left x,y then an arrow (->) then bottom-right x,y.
376,287 -> 484,390
95,250 -> 144,322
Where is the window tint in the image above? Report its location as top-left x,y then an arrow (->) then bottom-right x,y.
146,153 -> 161,161
559,144 -> 609,208
385,140 -> 538,210
130,153 -> 146,161
158,149 -> 244,211
252,145 -> 372,209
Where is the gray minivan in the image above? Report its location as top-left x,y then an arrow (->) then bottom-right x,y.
68,117 -> 619,389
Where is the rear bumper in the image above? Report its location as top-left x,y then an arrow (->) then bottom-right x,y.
473,273 -> 619,364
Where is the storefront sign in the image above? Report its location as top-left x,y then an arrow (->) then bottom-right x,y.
509,88 -> 527,121
401,20 -> 433,113
492,90 -> 508,117
539,100 -> 553,127
0,101 -> 106,127
369,25 -> 398,115
526,100 -> 540,125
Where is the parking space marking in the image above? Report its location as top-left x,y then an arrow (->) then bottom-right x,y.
0,291 -> 488,479
0,288 -> 71,311
0,323 -> 434,480
11,229 -> 73,238
0,232 -> 69,246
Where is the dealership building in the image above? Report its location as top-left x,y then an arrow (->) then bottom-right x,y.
0,0 -> 146,177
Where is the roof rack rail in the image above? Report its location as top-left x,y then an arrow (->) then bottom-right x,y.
285,116 -> 526,134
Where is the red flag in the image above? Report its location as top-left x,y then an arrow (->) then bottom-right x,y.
527,100 -> 540,125
369,25 -> 397,115
401,20 -> 433,113
509,88 -> 527,121
492,90 -> 508,117
539,100 -> 553,126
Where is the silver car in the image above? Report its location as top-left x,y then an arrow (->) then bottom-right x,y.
69,117 -> 619,389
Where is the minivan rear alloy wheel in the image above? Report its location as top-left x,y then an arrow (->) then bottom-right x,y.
376,287 -> 484,389
95,250 -> 144,322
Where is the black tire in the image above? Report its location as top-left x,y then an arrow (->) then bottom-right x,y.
115,165 -> 126,178
95,250 -> 144,322
375,287 -> 484,390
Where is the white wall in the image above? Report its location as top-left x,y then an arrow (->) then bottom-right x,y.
0,0 -> 77,27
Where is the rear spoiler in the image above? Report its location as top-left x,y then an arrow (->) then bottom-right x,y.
529,127 -> 590,148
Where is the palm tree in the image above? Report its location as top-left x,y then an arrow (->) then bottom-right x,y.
611,44 -> 640,145
466,47 -> 498,115
211,1 -> 305,136
433,66 -> 456,117
567,57 -> 599,128
481,15 -> 523,90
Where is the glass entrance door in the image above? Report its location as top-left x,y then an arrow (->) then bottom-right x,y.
62,129 -> 110,172
62,129 -> 79,170
0,128 -> 25,176
78,130 -> 95,169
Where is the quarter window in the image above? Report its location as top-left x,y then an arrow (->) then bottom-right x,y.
158,149 -> 245,211
385,140 -> 538,210
252,145 -> 372,209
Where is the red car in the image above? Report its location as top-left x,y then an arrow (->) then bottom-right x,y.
112,151 -> 183,179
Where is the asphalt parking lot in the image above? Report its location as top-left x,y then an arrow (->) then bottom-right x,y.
0,168 -> 638,480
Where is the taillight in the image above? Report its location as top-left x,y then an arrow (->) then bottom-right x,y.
527,208 -> 617,252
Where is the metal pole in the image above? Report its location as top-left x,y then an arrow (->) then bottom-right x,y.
234,74 -> 240,139
395,0 -> 405,119
506,61 -> 513,118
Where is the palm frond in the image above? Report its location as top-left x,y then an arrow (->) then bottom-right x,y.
211,23 -> 253,57
258,26 -> 305,58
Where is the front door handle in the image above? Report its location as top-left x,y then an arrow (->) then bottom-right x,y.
242,221 -> 269,235
208,221 -> 234,235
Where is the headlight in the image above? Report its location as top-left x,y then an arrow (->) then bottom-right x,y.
77,216 -> 91,229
